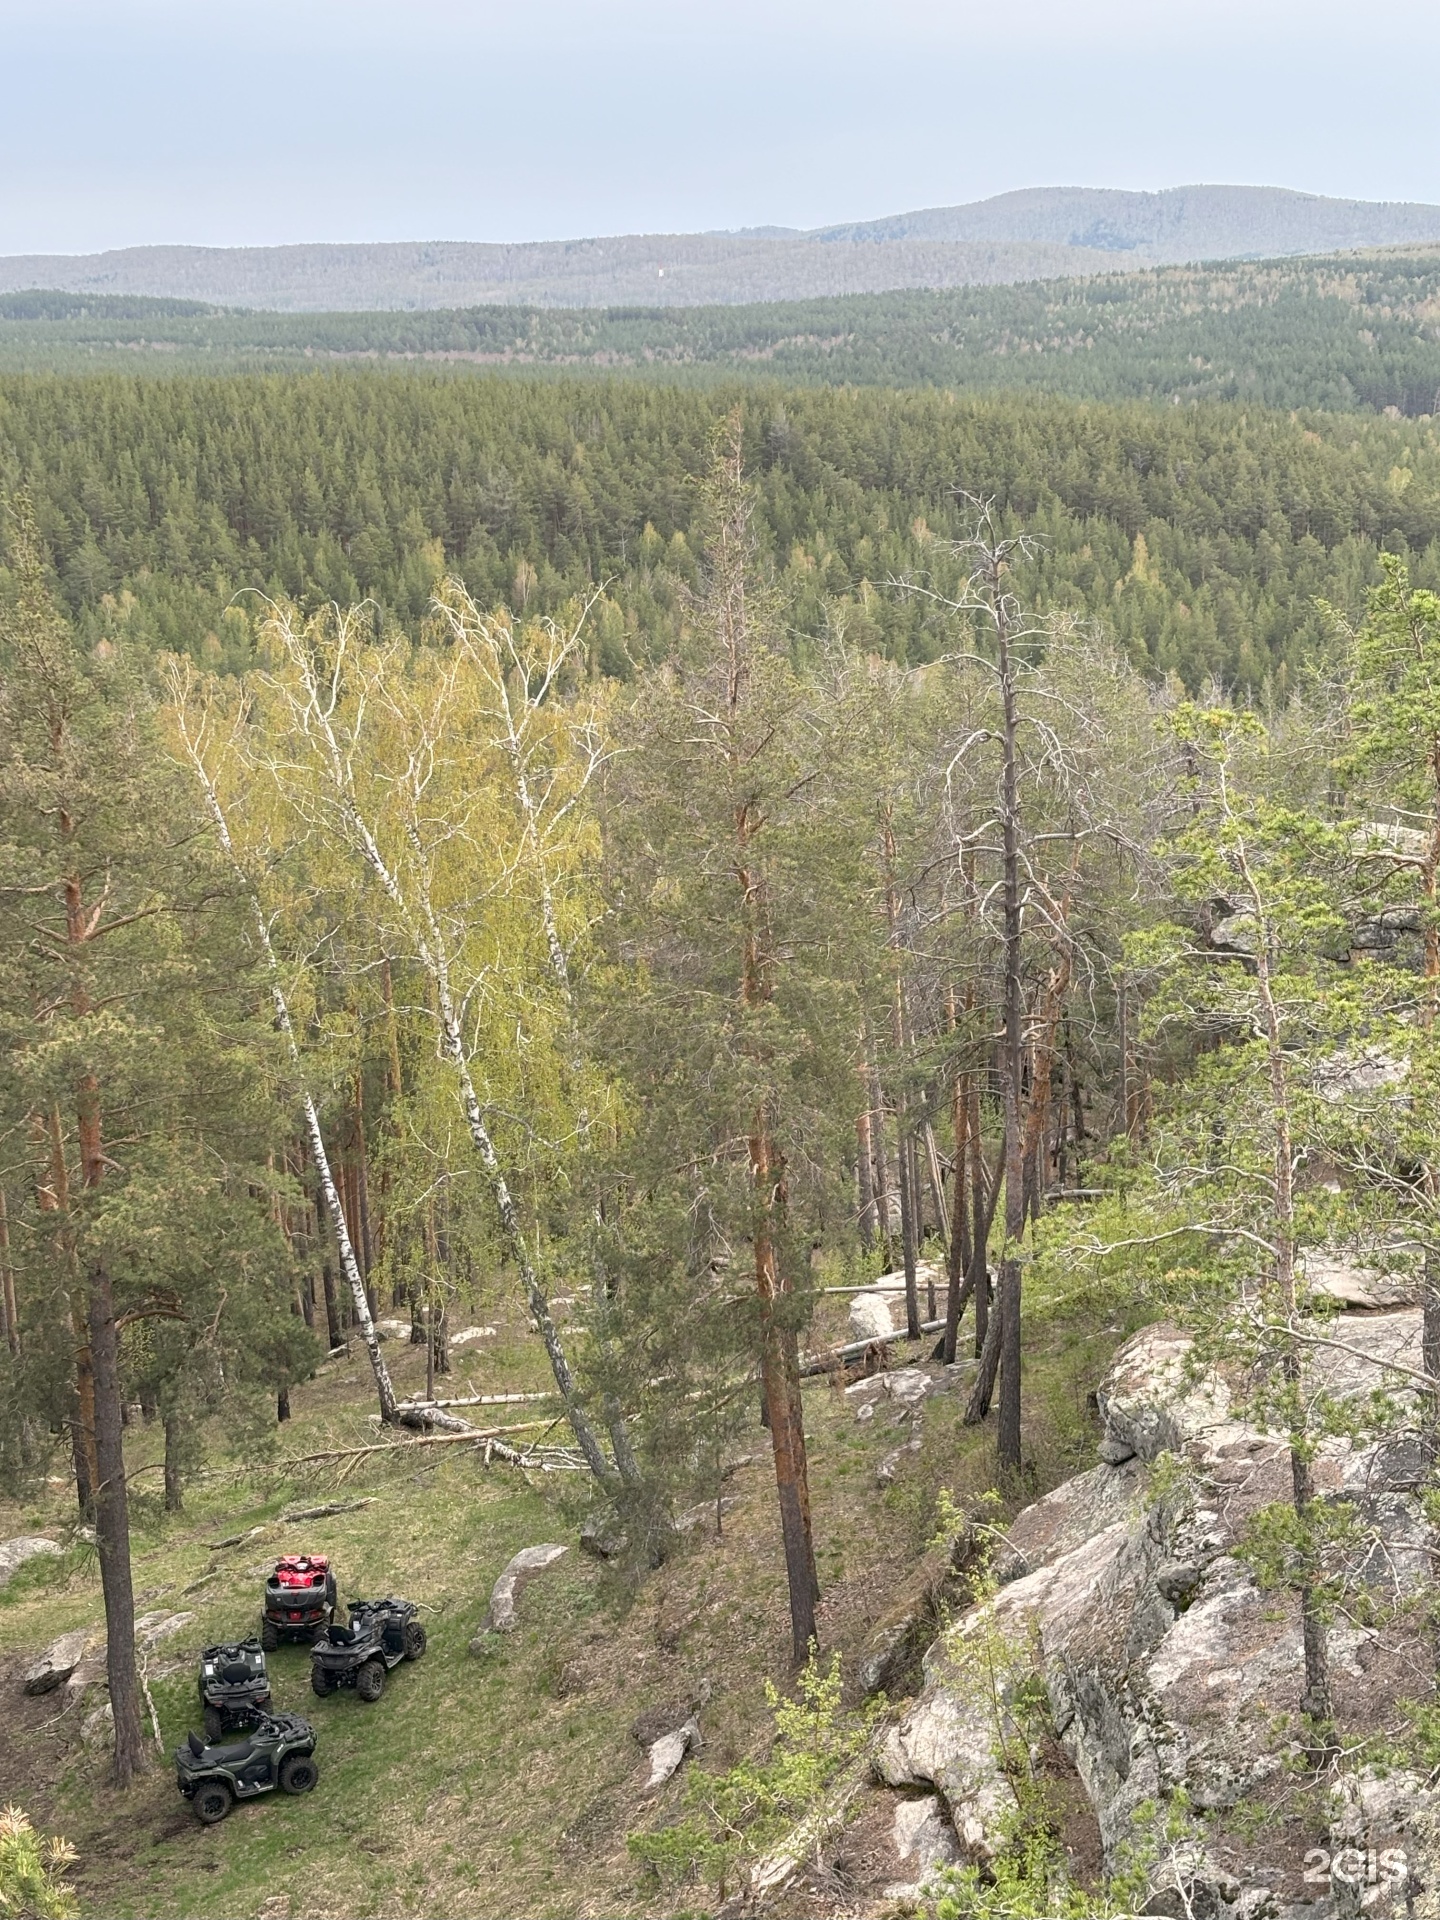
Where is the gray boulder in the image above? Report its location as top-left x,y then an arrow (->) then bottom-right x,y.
0,1536 -> 61,1587
849,1291 -> 898,1343
133,1609 -> 193,1648
845,1366 -> 933,1415
893,1792 -> 962,1876
23,1628 -> 94,1695
472,1543 -> 568,1641
644,1716 -> 701,1791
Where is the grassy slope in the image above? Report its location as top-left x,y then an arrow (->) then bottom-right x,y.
0,1280 -> 1145,1920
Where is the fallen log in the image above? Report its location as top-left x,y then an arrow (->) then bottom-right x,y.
203,1525 -> 268,1551
276,1419 -> 557,1471
798,1318 -> 946,1378
280,1498 -> 378,1523
394,1402 -> 475,1434
394,1390 -> 554,1414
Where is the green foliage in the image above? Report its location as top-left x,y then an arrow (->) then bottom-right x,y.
0,1806 -> 77,1920
4,372 -> 1440,695
627,1652 -> 874,1894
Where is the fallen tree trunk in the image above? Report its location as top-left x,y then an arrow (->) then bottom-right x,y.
395,1390 -> 554,1413
278,1420 -> 556,1470
798,1318 -> 946,1379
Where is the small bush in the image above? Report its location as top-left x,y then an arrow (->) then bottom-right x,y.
0,1805 -> 77,1920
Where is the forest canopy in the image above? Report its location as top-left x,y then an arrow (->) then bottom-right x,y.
2,371 -> 1440,693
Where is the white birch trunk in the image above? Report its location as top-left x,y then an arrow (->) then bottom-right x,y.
169,686 -> 399,1425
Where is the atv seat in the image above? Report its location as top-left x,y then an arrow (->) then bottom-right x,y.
324,1624 -> 358,1645
188,1729 -> 263,1765
219,1662 -> 253,1683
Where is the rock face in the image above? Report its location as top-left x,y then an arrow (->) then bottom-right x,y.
878,1310 -> 1440,1915
845,1367 -> 933,1415
473,1543 -> 568,1641
0,1536 -> 61,1586
1300,1249 -> 1417,1310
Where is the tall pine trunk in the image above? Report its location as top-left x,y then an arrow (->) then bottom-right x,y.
163,1411 -> 184,1512
1238,838 -> 1333,1739
752,1114 -> 819,1662
89,1266 -> 147,1784
856,1099 -> 877,1251
0,1187 -> 17,1355
995,584 -> 1026,1475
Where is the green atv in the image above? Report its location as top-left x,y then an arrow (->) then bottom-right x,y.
174,1710 -> 319,1824
311,1596 -> 426,1702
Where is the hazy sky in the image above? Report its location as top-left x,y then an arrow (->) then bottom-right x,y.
4,0 -> 1439,254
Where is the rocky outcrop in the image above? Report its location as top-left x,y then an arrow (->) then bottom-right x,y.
876,1309 -> 1440,1915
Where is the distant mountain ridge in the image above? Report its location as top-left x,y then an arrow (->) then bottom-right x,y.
4,185 -> 1440,312
811,184 -> 1440,257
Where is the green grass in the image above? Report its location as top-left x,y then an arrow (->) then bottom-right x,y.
0,1279 -> 1149,1919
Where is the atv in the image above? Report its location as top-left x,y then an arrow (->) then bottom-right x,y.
310,1596 -> 426,1703
261,1553 -> 337,1650
197,1637 -> 271,1742
174,1711 -> 318,1824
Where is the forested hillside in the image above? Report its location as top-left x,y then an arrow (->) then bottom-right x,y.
2,371 -> 1438,692
5,248 -> 1440,414
10,370 -> 1440,1918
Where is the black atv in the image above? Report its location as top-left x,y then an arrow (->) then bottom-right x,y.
310,1597 -> 426,1703
197,1637 -> 271,1742
174,1711 -> 318,1824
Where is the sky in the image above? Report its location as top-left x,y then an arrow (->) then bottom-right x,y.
4,0 -> 1440,255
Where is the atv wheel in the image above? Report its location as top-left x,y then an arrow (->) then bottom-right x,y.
310,1665 -> 335,1698
202,1705 -> 224,1743
403,1621 -> 427,1661
259,1618 -> 279,1652
193,1782 -> 233,1825
278,1753 -> 319,1795
356,1659 -> 386,1702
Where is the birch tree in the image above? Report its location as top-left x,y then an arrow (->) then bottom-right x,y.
233,602 -> 621,1482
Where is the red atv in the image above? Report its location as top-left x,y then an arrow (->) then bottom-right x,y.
260,1554 -> 337,1650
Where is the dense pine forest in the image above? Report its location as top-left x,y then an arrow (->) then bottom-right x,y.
6,246 -> 1440,414
3,370 -> 1440,692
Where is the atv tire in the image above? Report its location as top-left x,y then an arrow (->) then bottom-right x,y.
403,1621 -> 427,1661
193,1781 -> 234,1825
356,1659 -> 386,1703
310,1665 -> 335,1697
278,1754 -> 319,1795
260,1618 -> 280,1652
202,1704 -> 225,1743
